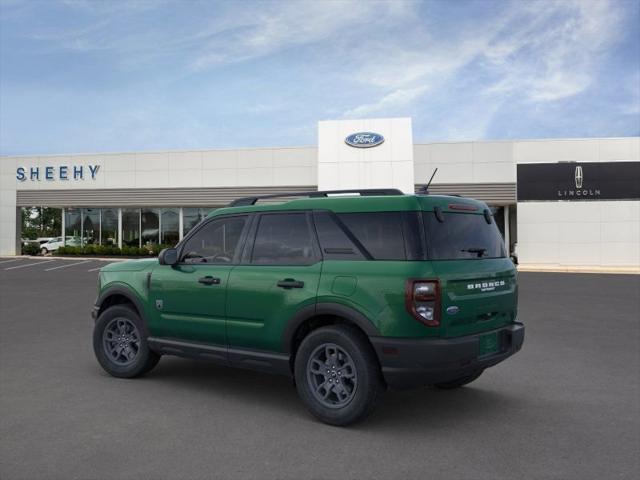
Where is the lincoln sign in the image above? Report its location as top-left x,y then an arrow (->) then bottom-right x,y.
516,161 -> 640,201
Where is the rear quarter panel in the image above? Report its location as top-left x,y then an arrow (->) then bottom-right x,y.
318,260 -> 441,338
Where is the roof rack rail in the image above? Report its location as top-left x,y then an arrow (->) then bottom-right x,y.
227,188 -> 404,207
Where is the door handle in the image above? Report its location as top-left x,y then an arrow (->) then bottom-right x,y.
198,276 -> 221,285
277,278 -> 305,289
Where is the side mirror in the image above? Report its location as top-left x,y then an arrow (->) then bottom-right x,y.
158,248 -> 178,266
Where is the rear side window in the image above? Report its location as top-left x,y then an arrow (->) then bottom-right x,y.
423,212 -> 506,260
337,212 -> 406,260
313,212 -> 365,260
251,213 -> 317,265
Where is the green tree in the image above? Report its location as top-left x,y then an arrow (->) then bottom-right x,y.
21,207 -> 62,239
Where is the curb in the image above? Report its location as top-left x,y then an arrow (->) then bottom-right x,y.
1,256 -> 128,262
517,265 -> 640,275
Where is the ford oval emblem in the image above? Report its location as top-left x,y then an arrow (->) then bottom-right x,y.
345,132 -> 385,148
446,306 -> 460,315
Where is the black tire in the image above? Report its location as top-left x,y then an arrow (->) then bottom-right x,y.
433,370 -> 483,389
294,325 -> 383,426
93,304 -> 160,378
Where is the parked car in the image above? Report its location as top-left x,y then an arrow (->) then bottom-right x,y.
91,189 -> 524,426
40,236 -> 81,254
39,237 -> 64,255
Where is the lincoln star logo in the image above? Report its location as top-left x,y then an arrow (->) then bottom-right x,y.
575,166 -> 583,188
345,132 -> 385,148
558,164 -> 600,198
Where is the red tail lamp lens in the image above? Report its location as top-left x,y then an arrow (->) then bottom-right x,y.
405,279 -> 440,327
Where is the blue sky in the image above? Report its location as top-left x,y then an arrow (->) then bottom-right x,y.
1,0 -> 639,155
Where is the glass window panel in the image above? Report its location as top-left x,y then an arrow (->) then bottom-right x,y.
64,208 -> 82,246
82,208 -> 100,245
181,216 -> 247,264
423,212 -> 506,260
160,208 -> 179,246
183,207 -> 210,235
122,208 -> 140,247
337,212 -> 406,260
141,208 -> 159,248
251,213 -> 316,265
101,208 -> 118,246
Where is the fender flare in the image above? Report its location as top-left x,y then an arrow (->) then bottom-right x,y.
95,285 -> 148,323
282,302 -> 380,353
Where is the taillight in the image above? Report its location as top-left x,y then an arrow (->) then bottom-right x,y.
405,279 -> 440,327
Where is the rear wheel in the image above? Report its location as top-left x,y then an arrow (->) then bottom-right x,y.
93,305 -> 160,378
294,325 -> 383,426
433,370 -> 483,389
40,247 -> 48,255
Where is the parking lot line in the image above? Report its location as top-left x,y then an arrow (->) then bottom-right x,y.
87,266 -> 103,272
0,258 -> 23,265
5,260 -> 56,270
44,260 -> 91,271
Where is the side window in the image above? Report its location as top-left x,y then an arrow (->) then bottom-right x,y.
251,213 -> 317,265
337,212 -> 406,260
181,215 -> 247,264
313,211 -> 365,260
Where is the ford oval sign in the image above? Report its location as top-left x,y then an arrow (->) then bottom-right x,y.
345,132 -> 385,148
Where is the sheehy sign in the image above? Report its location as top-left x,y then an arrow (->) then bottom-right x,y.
16,165 -> 100,182
516,161 -> 640,201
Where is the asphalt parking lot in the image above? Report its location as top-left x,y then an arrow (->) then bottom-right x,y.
0,258 -> 638,480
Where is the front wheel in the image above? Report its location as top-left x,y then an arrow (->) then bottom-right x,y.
294,325 -> 383,426
40,247 -> 48,255
432,370 -> 483,389
93,305 -> 160,378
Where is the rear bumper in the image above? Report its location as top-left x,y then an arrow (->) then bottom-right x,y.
370,323 -> 524,390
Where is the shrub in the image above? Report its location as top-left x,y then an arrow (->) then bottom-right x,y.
54,243 -> 168,257
22,243 -> 41,256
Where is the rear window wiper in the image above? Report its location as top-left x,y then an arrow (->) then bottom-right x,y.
461,247 -> 487,258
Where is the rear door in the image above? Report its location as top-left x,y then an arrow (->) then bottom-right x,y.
423,210 -> 517,338
226,211 -> 321,352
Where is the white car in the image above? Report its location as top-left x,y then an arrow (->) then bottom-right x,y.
40,237 -> 82,254
40,237 -> 64,255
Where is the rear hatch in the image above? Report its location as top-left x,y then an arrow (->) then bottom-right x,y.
423,210 -> 517,338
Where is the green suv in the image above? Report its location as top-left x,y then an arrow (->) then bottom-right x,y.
92,189 -> 524,425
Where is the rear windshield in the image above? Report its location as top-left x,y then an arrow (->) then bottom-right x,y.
423,212 -> 506,260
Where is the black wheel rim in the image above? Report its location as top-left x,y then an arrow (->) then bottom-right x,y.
307,343 -> 357,409
102,317 -> 141,366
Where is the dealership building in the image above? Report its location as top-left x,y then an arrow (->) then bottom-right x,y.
1,118 -> 639,270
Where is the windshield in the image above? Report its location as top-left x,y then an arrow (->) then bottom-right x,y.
423,212 -> 506,260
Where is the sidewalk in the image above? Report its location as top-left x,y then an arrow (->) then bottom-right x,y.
517,264 -> 640,274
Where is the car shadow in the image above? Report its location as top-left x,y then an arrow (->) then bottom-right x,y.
138,357 -> 524,430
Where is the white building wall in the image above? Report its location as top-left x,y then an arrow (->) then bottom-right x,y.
413,141 -> 516,184
0,147 -> 317,255
0,158 -> 18,256
318,118 -> 414,193
7,147 -> 317,192
515,137 -> 640,269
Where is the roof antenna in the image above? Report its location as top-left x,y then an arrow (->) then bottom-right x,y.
419,168 -> 438,194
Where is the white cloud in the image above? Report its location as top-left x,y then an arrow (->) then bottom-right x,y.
343,85 -> 428,118
190,1 -> 415,71
483,0 -> 623,102
342,0 -> 626,133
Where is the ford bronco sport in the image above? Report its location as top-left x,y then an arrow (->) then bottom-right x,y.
92,189 -> 524,426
